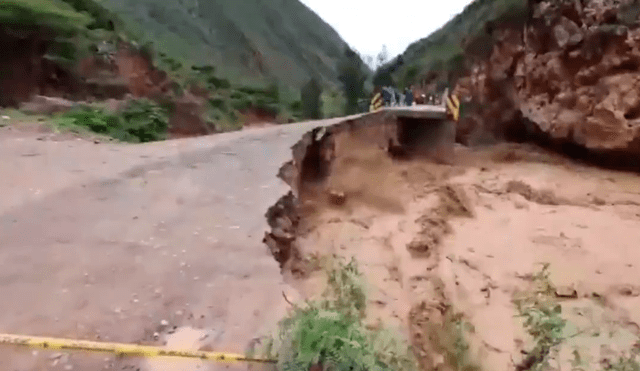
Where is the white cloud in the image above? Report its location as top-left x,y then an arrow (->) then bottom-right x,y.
300,0 -> 474,62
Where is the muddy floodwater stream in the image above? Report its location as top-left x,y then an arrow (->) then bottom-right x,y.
266,124 -> 640,371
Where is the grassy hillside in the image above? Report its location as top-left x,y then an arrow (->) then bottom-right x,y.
393,0 -> 527,88
0,0 -> 140,71
1,0 -> 369,139
95,0 -> 350,89
0,0 -> 89,31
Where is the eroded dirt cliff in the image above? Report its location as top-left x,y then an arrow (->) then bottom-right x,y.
265,111 -> 640,370
263,111 -> 456,277
455,0 -> 640,165
0,26 -> 219,138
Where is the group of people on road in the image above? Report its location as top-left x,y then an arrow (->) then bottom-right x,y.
369,84 -> 449,113
380,86 -> 414,107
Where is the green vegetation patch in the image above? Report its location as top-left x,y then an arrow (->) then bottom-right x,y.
256,256 -> 417,371
1,0 -> 138,72
512,263 -> 640,371
513,263 -> 567,371
53,99 -> 168,142
395,0 -> 528,87
0,0 -> 91,32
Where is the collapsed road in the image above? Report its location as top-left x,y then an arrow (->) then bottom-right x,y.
4,96 -> 640,371
0,115 -> 363,371
265,106 -> 640,371
0,102 -> 453,371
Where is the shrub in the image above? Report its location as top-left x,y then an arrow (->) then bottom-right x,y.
230,96 -> 252,112
289,100 -> 303,112
54,108 -> 120,135
118,99 -> 169,142
208,97 -> 227,111
230,91 -> 247,100
55,99 -> 168,142
258,256 -> 417,371
207,76 -> 231,89
513,263 -> 567,371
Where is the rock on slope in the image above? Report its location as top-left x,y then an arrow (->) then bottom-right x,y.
455,0 -> 640,159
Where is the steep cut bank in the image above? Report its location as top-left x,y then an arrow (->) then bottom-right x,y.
454,0 -> 640,168
264,112 -> 640,371
263,111 -> 456,276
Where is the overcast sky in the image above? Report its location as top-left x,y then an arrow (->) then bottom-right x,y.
299,0 -> 474,66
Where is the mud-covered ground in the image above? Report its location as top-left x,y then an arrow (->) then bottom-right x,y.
285,139 -> 640,371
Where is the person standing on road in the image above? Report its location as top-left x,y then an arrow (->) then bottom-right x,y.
382,86 -> 393,106
405,87 -> 413,106
390,86 -> 398,106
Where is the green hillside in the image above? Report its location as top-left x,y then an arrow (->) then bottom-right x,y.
393,0 -> 527,88
1,0 -> 370,136
95,0 -> 350,88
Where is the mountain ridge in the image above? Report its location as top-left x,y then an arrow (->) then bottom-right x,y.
97,0 -> 352,88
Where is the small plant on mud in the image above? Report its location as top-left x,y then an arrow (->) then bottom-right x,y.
513,263 -> 567,371
449,313 -> 479,371
259,255 -> 417,371
600,341 -> 640,371
321,256 -> 368,319
605,351 -> 640,371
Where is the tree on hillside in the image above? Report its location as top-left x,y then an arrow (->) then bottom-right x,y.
364,55 -> 374,70
372,69 -> 394,87
338,48 -> 367,115
301,78 -> 322,119
376,45 -> 388,69
372,51 -> 404,88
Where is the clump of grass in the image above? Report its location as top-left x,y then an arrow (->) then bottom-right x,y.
411,301 -> 480,371
54,98 -> 168,142
258,255 -> 417,371
513,263 -> 567,371
605,346 -> 640,371
446,313 -> 480,371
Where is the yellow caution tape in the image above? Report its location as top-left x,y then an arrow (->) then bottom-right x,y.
446,94 -> 460,122
370,92 -> 383,112
0,333 -> 275,364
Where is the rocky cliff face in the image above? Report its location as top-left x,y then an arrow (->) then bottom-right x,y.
455,0 -> 640,162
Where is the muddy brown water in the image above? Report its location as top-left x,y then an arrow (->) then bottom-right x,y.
283,141 -> 640,371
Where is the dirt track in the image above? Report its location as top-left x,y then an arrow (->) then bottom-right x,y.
0,117 -> 359,371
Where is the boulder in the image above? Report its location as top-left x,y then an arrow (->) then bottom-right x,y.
553,17 -> 583,48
